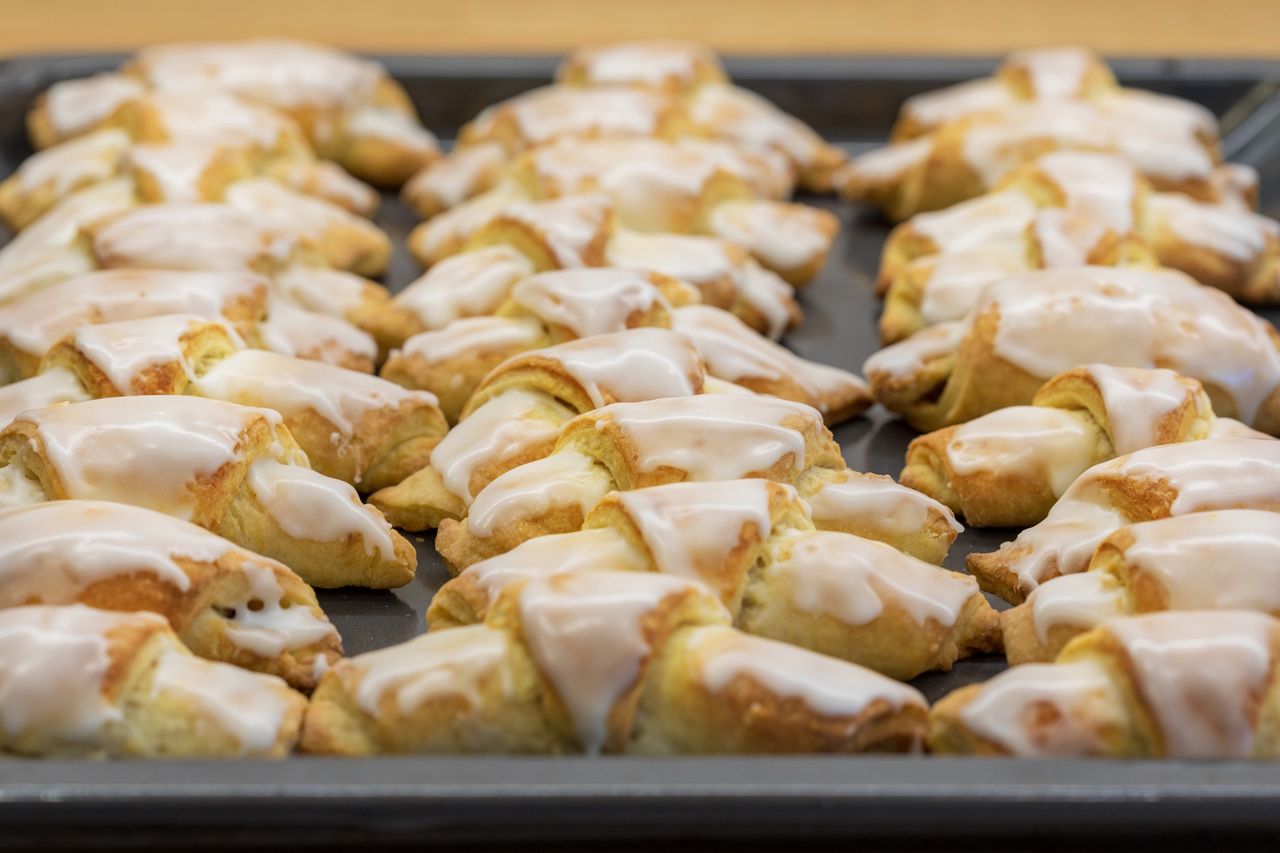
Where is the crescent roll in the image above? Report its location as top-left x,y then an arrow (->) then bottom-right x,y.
0,500 -> 340,690
929,610 -> 1280,759
864,266 -> 1280,434
302,570 -> 927,755
1001,510 -> 1280,664
967,436 -> 1280,604
29,39 -> 440,186
0,396 -> 416,588
0,604 -> 306,758
556,39 -> 728,93
430,479 -> 998,680
901,365 -> 1215,527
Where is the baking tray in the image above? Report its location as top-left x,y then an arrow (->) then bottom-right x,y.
2,53 -> 1280,848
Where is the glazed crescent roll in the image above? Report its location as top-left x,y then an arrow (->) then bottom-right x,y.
967,436 -> 1280,604
371,328 -> 706,529
0,501 -> 340,690
929,610 -> 1280,758
302,570 -> 928,755
901,365 -> 1215,527
0,396 -> 416,588
29,39 -> 441,186
430,479 -> 998,680
1003,510 -> 1280,664
865,266 -> 1280,434
0,604 -> 306,758
0,269 -> 269,382
434,394 -> 954,572
556,39 -> 728,93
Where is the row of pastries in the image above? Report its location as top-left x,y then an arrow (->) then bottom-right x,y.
2,38 -> 1280,761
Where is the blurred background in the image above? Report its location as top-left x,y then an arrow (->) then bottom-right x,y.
1,0 -> 1277,57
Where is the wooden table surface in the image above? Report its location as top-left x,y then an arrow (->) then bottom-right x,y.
1,0 -> 1277,58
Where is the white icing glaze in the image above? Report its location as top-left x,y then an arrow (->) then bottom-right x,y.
671,305 -> 866,414
509,268 -> 664,337
495,194 -> 611,269
1084,365 -> 1196,454
982,267 -> 1280,424
911,188 -> 1038,253
772,529 -> 977,627
93,202 -> 295,272
517,570 -> 715,751
410,186 -> 524,263
404,143 -> 507,211
272,160 -> 379,215
510,329 -> 701,407
10,129 -> 130,198
44,73 -> 146,137
0,268 -> 266,357
1029,571 -> 1127,643
0,179 -> 136,273
803,471 -> 961,536
691,624 -> 926,717
605,230 -> 741,295
258,296 -> 377,367
464,527 -> 647,604
1121,511 -> 1280,613
430,388 -> 572,504
958,659 -> 1126,756
220,560 -> 337,657
465,449 -> 610,537
849,137 -> 932,182
1147,192 -> 1278,263
598,394 -> 822,481
566,40 -> 710,89
395,245 -> 534,330
946,406 -> 1099,497
1209,417 -> 1273,440
0,369 -> 89,427
245,458 -> 397,560
1006,437 -> 1280,592
1033,150 -> 1138,233
917,245 -> 1030,325
0,460 -> 45,508
129,140 -> 233,203
863,321 -> 964,381
137,39 -> 383,110
689,84 -> 825,170
736,261 -> 796,340
196,349 -> 436,438
1107,610 -> 1276,758
707,200 -> 831,272
1007,47 -> 1094,100
398,316 -> 544,364
343,105 -> 438,154
147,646 -> 293,753
616,480 -> 777,587
0,604 -> 156,744
15,396 -> 282,520
1033,208 -> 1111,267
141,90 -> 299,149
271,265 -> 374,318
900,78 -> 1015,131
479,86 -> 670,146
223,178 -> 383,247
69,313 -> 233,393
351,624 -> 512,716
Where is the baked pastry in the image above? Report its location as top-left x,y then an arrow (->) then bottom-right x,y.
966,436 -> 1280,604
406,193 -> 802,339
399,142 -> 509,219
13,314 -> 447,490
0,269 -> 269,382
877,151 -> 1280,342
301,569 -> 927,755
433,394 -> 955,572
257,295 -> 378,373
0,368 -> 91,426
0,603 -> 305,757
0,396 -> 417,588
555,39 -> 728,93
1001,509 -> 1280,664
29,39 -> 440,186
929,609 -> 1280,758
371,328 -> 707,528
864,266 -> 1280,433
900,365 -> 1215,527
2,92 -> 379,229
839,47 -> 1234,219
429,479 -> 998,680
0,500 -> 341,689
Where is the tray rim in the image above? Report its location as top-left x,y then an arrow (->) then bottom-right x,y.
5,50 -> 1280,842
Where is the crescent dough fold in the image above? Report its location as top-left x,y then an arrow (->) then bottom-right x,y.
430,479 -> 997,680
0,604 -> 306,758
0,395 -> 417,589
301,570 -> 926,755
864,266 -> 1280,434
929,610 -> 1280,758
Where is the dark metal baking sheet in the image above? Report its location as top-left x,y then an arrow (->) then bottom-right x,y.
2,53 -> 1280,846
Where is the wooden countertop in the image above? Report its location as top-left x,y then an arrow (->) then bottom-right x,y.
1,0 -> 1278,58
